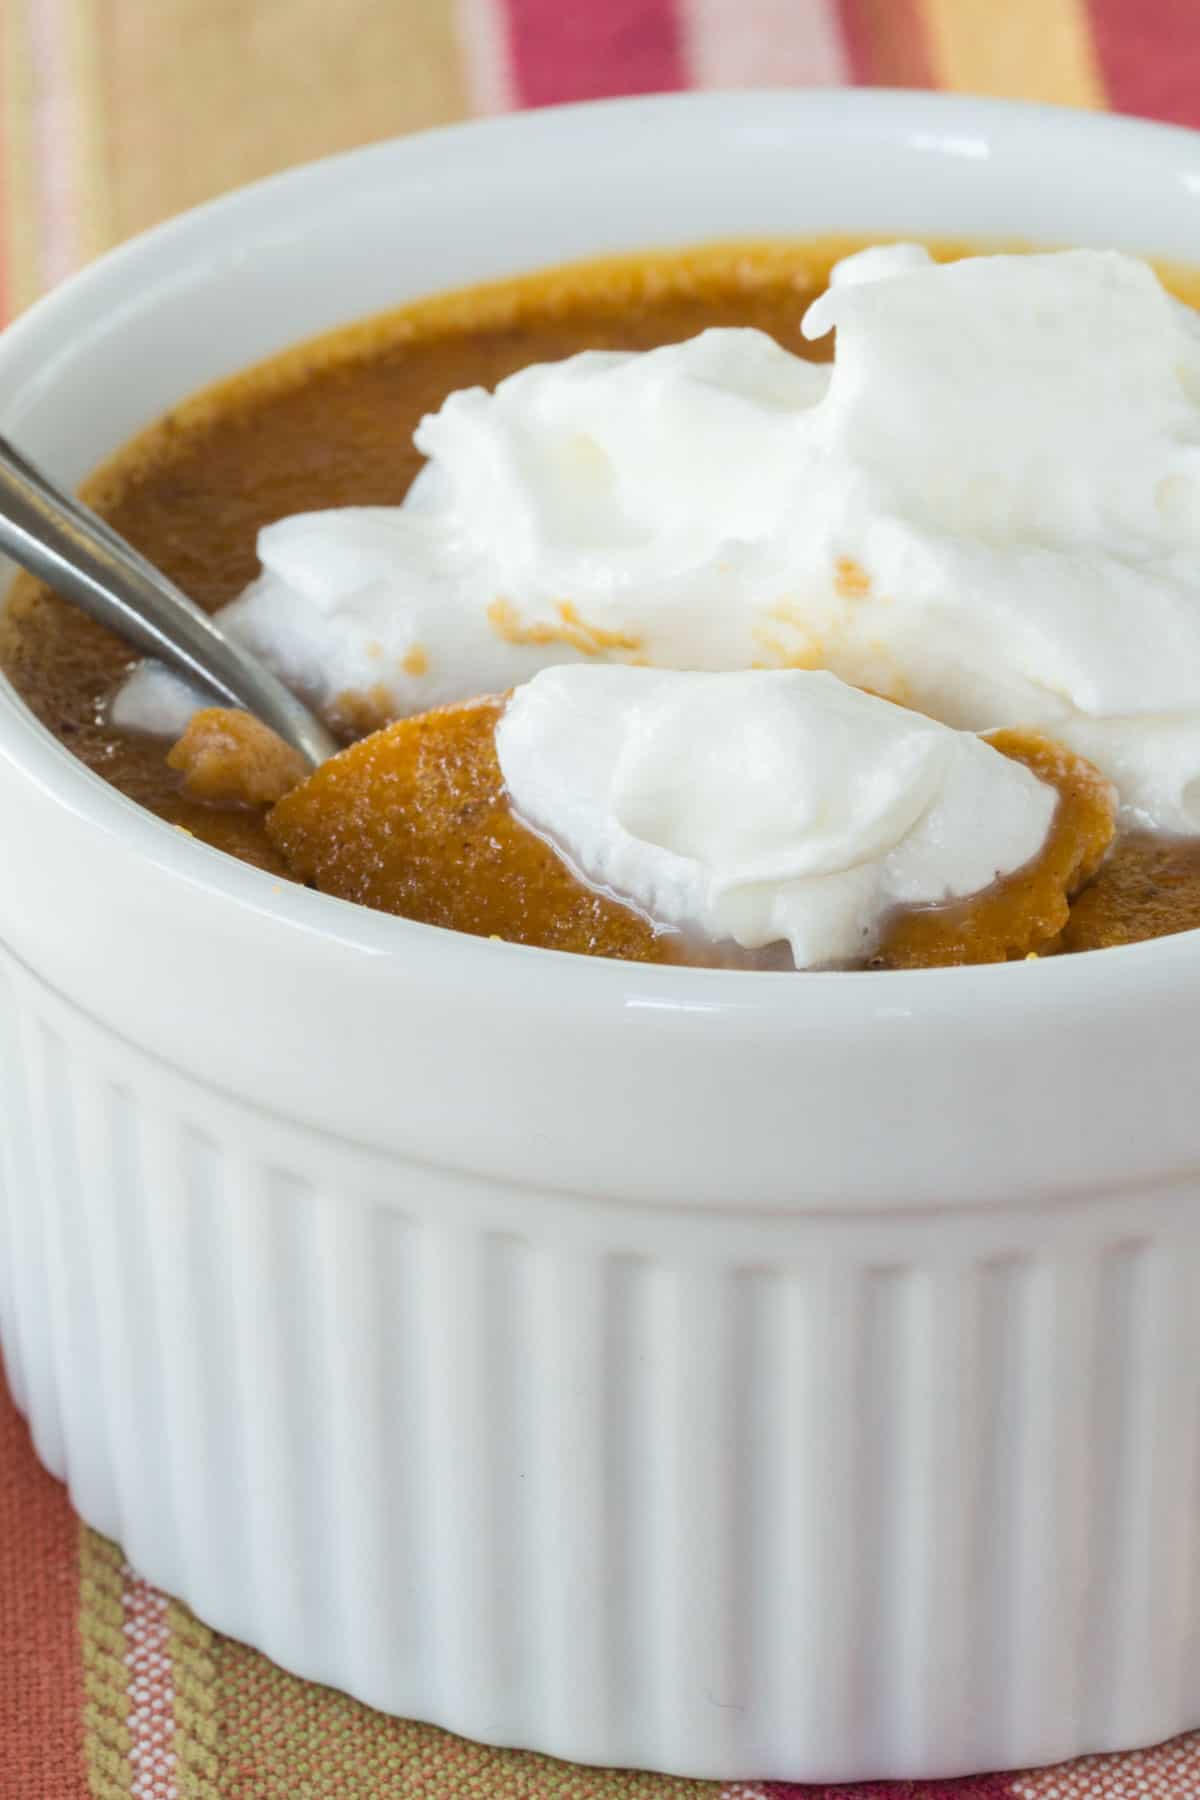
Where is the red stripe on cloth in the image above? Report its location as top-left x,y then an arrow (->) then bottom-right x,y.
1087,0 -> 1200,127
0,1365 -> 90,1798
836,0 -> 936,87
761,1768 -> 1019,1798
502,0 -> 687,107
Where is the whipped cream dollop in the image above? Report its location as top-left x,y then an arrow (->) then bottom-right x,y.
115,243 -> 1200,832
495,666 -> 1058,968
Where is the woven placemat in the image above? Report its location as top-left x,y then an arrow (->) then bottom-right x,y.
7,1359 -> 1200,1797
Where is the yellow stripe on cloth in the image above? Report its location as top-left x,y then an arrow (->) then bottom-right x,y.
84,1535 -> 723,1798
0,1 -> 41,314
78,1529 -> 135,1800
166,1598 -> 220,1800
921,0 -> 1107,108
97,0 -> 471,249
215,1631 -> 721,1799
63,0 -> 113,265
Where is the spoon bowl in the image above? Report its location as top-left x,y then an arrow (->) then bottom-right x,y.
0,431 -> 338,768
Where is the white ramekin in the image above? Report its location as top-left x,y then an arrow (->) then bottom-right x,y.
4,92 -> 1200,1785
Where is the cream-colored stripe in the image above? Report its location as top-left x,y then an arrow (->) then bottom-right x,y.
2,0 -> 42,313
26,0 -> 78,288
684,0 -> 849,89
121,1563 -> 177,1799
64,0 -> 113,262
455,0 -> 516,113
922,0 -> 1106,109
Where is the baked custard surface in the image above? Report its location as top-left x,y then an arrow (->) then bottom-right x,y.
3,238 -> 1198,965
260,700 -> 1113,967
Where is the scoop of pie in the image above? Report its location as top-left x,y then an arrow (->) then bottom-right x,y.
266,694 -> 690,963
251,693 -> 1115,969
871,731 -> 1115,968
168,707 -> 310,807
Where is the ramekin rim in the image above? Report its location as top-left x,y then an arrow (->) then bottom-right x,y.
5,86 -> 1200,1022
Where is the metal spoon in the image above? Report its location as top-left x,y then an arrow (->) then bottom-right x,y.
0,431 -> 339,768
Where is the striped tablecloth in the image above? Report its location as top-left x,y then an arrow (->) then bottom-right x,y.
4,2 -> 1200,1794
3,0 -> 1200,318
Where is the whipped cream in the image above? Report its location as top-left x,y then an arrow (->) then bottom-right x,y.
115,243 -> 1200,831
495,666 -> 1058,968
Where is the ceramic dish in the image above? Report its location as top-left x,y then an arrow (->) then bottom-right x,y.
3,91 -> 1200,1783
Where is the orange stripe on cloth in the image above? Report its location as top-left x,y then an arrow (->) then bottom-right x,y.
921,0 -> 1108,108
0,1367 -> 90,1798
836,0 -> 936,87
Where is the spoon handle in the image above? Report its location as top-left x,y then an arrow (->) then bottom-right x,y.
0,432 -> 338,768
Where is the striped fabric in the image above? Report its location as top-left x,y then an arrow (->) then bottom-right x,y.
3,0 -> 1200,321
5,0 -> 1200,1794
8,1341 -> 1200,1800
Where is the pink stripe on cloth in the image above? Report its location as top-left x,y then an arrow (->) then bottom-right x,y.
121,1564 -> 177,1799
26,0 -> 79,290
683,0 -> 849,88
502,0 -> 687,107
753,1771 -> 1019,1797
1013,1730 -> 1200,1797
1087,0 -> 1200,128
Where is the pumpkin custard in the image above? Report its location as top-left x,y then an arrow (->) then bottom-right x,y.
247,687 -> 1113,969
5,236 -> 1200,968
